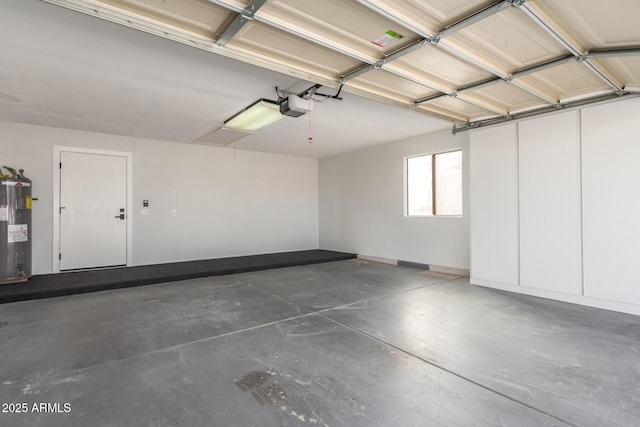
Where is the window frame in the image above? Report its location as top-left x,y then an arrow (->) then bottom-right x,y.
404,149 -> 463,217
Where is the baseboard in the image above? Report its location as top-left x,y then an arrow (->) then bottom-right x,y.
471,278 -> 640,317
356,255 -> 398,265
356,255 -> 470,276
429,265 -> 470,276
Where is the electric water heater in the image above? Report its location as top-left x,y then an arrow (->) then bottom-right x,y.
0,170 -> 32,283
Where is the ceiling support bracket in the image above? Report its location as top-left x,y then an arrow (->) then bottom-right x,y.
216,0 -> 268,47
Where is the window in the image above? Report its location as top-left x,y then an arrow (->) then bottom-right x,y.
406,150 -> 462,216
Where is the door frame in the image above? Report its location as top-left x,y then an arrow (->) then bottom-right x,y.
53,146 -> 133,273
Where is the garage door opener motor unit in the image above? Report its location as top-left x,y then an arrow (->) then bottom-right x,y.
279,95 -> 314,117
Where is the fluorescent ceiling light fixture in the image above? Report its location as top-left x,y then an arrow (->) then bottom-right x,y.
223,99 -> 284,132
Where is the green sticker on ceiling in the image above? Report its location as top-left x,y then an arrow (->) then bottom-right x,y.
372,30 -> 403,48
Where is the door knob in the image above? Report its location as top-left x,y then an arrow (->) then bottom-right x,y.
114,214 -> 125,220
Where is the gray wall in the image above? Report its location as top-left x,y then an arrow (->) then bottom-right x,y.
1,121 -> 319,274
319,128 -> 470,270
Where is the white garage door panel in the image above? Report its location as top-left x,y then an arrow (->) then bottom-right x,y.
470,123 -> 519,286
519,111 -> 582,295
582,98 -> 640,304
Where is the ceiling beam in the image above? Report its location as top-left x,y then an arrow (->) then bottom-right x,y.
517,3 -> 581,56
252,13 -> 377,64
218,0 -> 502,118
518,2 -> 624,93
415,55 -> 575,105
357,0 -> 517,42
212,0 -> 540,119
47,0 -> 640,126
346,0 -> 517,77
382,66 -> 454,94
457,95 -> 508,115
211,0 -> 380,64
355,0 -> 557,108
43,0 -> 341,89
357,0 -> 509,79
218,2 -> 491,120
415,43 -> 640,108
436,43 -> 508,78
341,0 -> 521,114
211,0 -> 379,64
37,0 -> 458,123
432,0 -> 519,40
509,55 -> 576,79
216,0 -> 268,47
586,48 -> 640,59
579,59 -> 623,93
340,39 -> 436,86
205,0 -> 243,13
369,65 -> 508,115
509,81 -> 558,105
453,93 -> 638,133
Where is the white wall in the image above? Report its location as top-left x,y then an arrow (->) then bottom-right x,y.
469,96 -> 640,316
519,111 -> 582,295
469,123 -> 519,285
319,128 -> 469,270
582,97 -> 640,305
1,121 -> 319,274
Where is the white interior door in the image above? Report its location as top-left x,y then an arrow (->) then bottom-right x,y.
59,151 -> 127,270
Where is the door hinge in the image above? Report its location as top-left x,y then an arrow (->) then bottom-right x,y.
59,253 -> 62,260
59,162 -> 62,169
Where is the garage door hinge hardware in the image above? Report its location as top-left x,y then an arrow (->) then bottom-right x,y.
427,35 -> 441,45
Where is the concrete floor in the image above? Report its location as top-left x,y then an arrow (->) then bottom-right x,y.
0,259 -> 638,426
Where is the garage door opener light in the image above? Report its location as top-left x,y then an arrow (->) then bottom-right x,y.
222,99 -> 284,132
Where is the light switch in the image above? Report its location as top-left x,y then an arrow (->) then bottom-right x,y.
171,209 -> 177,216
141,208 -> 149,216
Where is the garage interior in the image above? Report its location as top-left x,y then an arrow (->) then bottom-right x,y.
1,0 -> 640,426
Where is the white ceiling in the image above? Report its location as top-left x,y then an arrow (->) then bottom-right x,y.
0,0 -> 450,158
